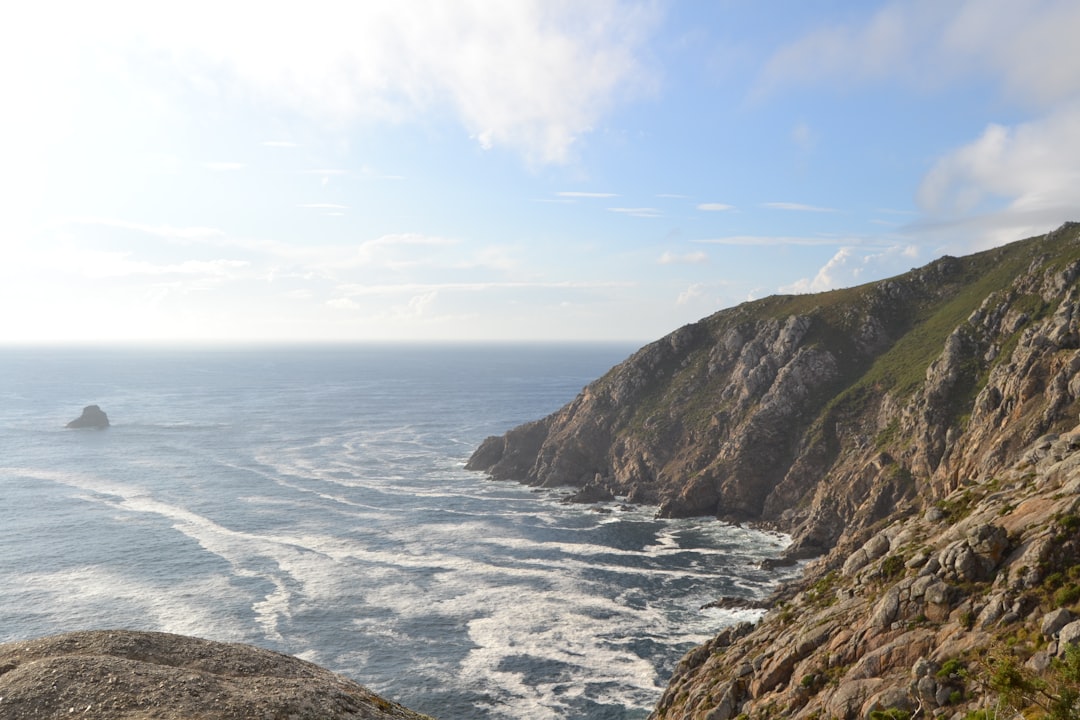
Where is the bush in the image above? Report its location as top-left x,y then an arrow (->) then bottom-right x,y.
869,709 -> 910,720
1055,584 -> 1080,608
880,554 -> 905,579
937,658 -> 966,681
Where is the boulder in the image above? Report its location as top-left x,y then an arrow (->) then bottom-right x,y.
1058,620 -> 1080,653
66,405 -> 109,429
1042,608 -> 1074,638
0,630 -> 431,720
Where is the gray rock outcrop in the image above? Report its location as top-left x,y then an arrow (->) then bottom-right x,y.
0,630 -> 431,720
66,404 -> 109,429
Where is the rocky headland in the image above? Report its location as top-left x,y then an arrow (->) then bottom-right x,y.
0,630 -> 432,720
469,223 -> 1080,718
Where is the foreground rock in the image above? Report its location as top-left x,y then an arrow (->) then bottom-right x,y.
0,630 -> 432,720
65,404 -> 109,429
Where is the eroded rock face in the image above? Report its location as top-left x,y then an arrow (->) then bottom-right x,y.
66,404 -> 109,429
467,223 -> 1080,718
469,223 -> 1080,558
0,630 -> 431,720
649,426 -> 1080,719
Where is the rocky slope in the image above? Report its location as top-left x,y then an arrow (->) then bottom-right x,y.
650,427 -> 1080,719
0,630 -> 432,720
469,222 -> 1080,718
468,223 -> 1080,559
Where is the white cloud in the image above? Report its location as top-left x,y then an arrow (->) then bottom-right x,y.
44,1 -> 659,165
204,161 -> 245,172
755,1 -> 1080,252
761,202 -> 837,213
697,202 -> 735,211
791,121 -> 816,153
780,248 -> 854,294
65,217 -> 228,242
919,107 -> 1080,217
608,207 -> 662,218
334,280 -> 631,298
694,235 -> 846,247
658,251 -> 708,265
676,283 -> 705,305
779,244 -> 922,294
54,248 -> 249,281
757,1 -> 1080,106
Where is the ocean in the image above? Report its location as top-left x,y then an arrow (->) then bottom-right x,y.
0,344 -> 795,719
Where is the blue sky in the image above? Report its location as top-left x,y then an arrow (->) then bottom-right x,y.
4,1 -> 1080,343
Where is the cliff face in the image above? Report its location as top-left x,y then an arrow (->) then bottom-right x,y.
469,223 -> 1080,718
649,421 -> 1080,720
468,223 -> 1080,560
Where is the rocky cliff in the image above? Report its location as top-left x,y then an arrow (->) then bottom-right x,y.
468,223 -> 1080,559
0,630 -> 432,720
469,222 -> 1080,718
650,427 -> 1080,719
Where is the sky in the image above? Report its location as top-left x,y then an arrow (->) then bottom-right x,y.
4,1 -> 1080,344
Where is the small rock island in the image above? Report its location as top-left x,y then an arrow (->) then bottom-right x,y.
66,405 -> 110,429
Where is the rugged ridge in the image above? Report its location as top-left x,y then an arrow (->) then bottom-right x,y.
468,223 -> 1080,559
469,222 -> 1080,718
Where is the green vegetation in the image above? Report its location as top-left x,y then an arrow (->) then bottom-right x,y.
937,489 -> 979,523
968,645 -> 1080,719
880,554 -> 906,580
806,571 -> 840,607
938,658 -> 967,681
1054,584 -> 1080,608
868,709 -> 911,720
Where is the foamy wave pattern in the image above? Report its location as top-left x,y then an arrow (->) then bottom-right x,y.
0,345 -> 798,720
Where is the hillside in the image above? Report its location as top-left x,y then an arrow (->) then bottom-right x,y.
468,223 -> 1080,559
469,222 -> 1080,718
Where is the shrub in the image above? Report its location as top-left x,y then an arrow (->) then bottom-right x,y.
869,709 -> 911,720
1054,584 -> 1080,608
881,554 -> 905,579
937,658 -> 966,681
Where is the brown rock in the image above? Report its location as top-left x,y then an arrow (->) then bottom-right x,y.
0,630 -> 431,720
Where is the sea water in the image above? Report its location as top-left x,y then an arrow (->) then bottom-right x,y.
0,344 -> 796,719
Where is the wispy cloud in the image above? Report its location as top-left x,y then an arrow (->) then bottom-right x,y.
761,202 -> 837,212
697,202 -> 735,211
66,217 -> 227,241
83,3 -> 661,165
608,207 -> 661,218
694,235 -> 847,246
658,251 -> 708,265
757,2 -> 1080,109
204,161 -> 245,172
333,279 -> 632,298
